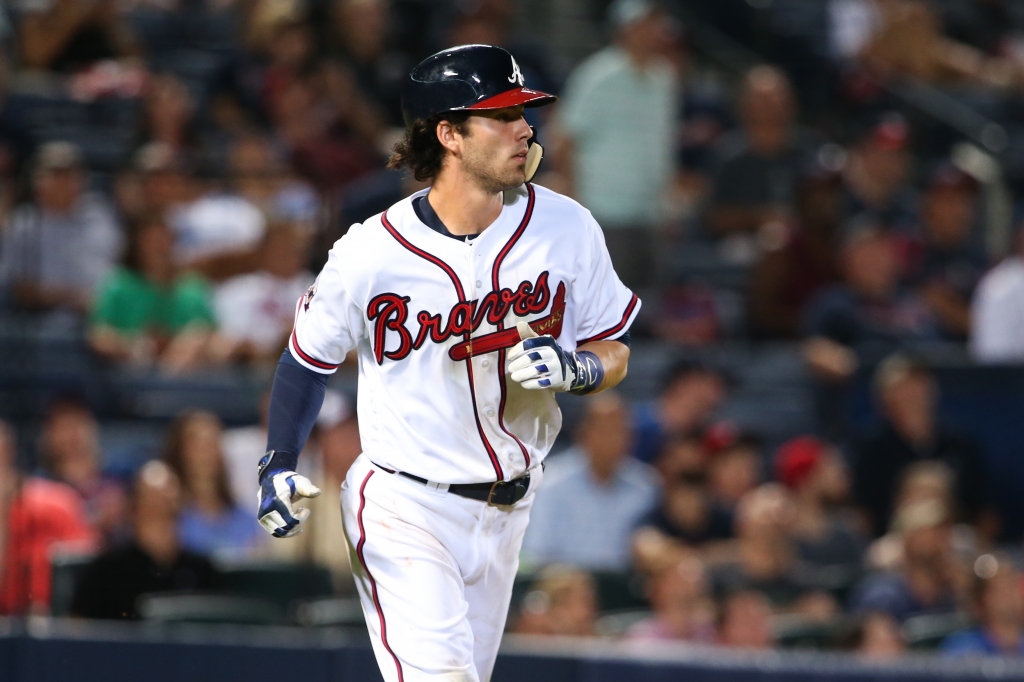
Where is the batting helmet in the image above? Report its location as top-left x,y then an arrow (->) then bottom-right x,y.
401,44 -> 557,127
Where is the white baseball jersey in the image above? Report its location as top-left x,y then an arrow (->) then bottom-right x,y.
289,183 -> 640,484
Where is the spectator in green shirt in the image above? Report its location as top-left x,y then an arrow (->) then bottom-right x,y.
89,213 -> 217,373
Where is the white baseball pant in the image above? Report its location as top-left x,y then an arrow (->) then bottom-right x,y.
340,454 -> 541,682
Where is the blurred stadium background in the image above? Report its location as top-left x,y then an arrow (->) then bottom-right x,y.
5,0 -> 1024,679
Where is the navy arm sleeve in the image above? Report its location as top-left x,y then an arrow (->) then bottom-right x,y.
261,351 -> 330,481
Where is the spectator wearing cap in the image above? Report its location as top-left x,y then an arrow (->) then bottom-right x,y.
943,554 -> 1024,657
841,114 -> 918,234
854,355 -> 991,538
706,65 -> 817,237
802,220 -> 939,382
70,461 -> 221,620
906,164 -> 986,341
552,0 -> 680,290
523,392 -> 659,572
0,141 -> 122,315
89,212 -> 218,374
0,419 -> 98,615
633,359 -> 727,464
775,436 -> 866,570
748,159 -> 844,339
849,498 -> 962,622
971,219 -> 1024,363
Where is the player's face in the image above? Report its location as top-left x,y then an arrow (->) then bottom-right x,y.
459,106 -> 532,193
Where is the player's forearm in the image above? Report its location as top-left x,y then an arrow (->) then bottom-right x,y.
263,351 -> 330,477
577,339 -> 629,393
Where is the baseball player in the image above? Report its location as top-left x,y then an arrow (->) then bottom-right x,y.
256,44 -> 640,682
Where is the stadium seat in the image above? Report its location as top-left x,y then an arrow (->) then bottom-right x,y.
291,597 -> 365,628
595,608 -> 653,637
774,614 -> 849,649
49,551 -> 97,617
902,612 -> 973,650
136,592 -> 285,625
217,563 -> 335,609
592,571 -> 649,612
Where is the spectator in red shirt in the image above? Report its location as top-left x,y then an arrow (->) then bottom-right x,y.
0,420 -> 98,615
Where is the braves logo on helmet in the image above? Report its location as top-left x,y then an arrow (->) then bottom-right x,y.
508,56 -> 524,86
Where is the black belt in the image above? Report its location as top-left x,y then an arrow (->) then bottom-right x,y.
376,464 -> 531,506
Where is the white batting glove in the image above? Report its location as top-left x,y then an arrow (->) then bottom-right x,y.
507,322 -> 578,391
257,452 -> 321,538
508,322 -> 606,394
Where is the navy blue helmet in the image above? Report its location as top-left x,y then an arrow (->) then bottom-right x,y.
401,44 -> 557,127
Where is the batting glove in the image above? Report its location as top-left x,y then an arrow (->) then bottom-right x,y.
507,322 -> 603,394
257,451 -> 321,538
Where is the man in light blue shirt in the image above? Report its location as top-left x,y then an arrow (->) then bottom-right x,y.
523,392 -> 659,572
555,0 -> 680,290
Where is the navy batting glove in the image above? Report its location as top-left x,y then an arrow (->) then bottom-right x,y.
257,451 -> 321,538
507,322 -> 604,394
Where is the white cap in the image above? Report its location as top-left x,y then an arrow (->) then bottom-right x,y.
609,0 -> 654,28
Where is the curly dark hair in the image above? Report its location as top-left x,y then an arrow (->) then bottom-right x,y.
387,112 -> 471,182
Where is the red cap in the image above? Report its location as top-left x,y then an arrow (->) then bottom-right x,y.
774,436 -> 824,490
703,421 -> 739,456
870,114 -> 909,152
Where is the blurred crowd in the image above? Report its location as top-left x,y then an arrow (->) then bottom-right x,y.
4,0 -> 1024,662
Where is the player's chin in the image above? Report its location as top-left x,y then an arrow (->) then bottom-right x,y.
504,164 -> 527,187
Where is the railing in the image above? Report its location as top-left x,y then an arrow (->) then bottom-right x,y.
3,618 -> 1024,682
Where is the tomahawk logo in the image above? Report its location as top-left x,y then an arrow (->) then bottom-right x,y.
508,56 -> 524,85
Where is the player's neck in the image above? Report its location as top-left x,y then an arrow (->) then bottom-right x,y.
428,171 -> 504,237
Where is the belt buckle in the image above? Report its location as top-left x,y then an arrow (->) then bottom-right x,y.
487,474 -> 529,507
487,481 -> 504,507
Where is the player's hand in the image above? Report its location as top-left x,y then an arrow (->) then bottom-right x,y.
507,322 -> 577,391
257,452 -> 321,538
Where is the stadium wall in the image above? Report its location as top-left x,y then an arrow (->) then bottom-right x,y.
2,619 -> 1024,682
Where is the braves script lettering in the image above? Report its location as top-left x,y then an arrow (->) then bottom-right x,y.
367,272 -> 556,364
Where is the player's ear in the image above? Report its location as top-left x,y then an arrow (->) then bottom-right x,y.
436,119 -> 463,155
